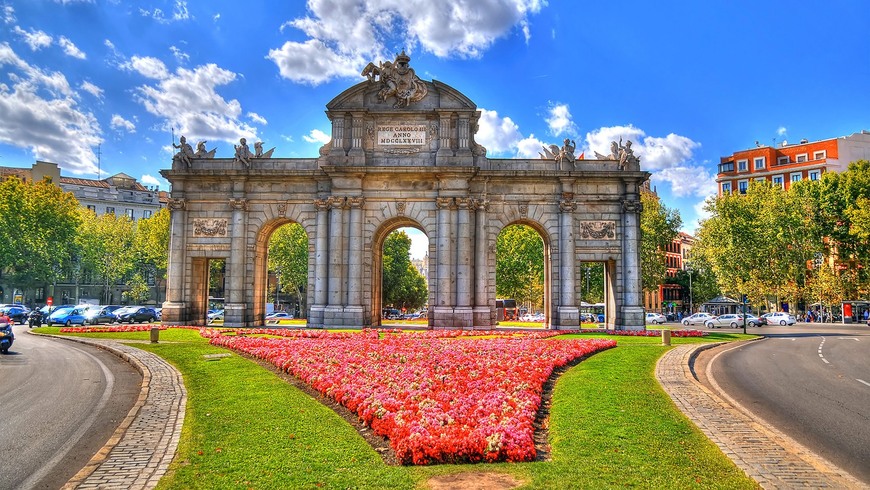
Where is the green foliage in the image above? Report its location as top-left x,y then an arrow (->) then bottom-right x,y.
640,192 -> 682,293
496,224 -> 544,309
696,160 -> 870,308
133,207 -> 170,275
267,223 -> 309,311
381,230 -> 428,309
75,209 -> 136,302
581,263 -> 605,304
0,176 -> 81,288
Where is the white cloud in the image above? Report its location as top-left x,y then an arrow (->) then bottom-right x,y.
140,174 -> 162,187
170,45 -> 189,64
213,13 -> 220,22
269,0 -> 546,85
247,112 -> 267,125
546,102 -> 577,136
127,55 -> 169,80
584,125 -> 700,171
651,166 -> 717,198
777,126 -> 787,137
3,5 -> 15,24
13,26 -> 52,51
133,62 -> 257,143
0,42 -> 101,174
302,129 -> 331,144
110,114 -> 136,133
80,80 -> 103,99
139,1 -> 190,24
516,134 -> 547,159
58,36 -> 86,59
475,108 -> 523,154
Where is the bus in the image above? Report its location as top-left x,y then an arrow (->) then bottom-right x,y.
495,298 -> 518,321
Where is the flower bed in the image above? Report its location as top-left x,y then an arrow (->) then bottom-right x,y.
207,331 -> 615,464
59,325 -> 170,333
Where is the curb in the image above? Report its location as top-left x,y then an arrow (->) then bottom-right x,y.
30,332 -> 186,489
657,342 -> 867,489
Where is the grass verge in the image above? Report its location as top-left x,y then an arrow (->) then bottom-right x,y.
36,327 -> 759,489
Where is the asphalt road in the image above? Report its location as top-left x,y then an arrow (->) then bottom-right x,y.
705,323 -> 870,484
0,325 -> 141,490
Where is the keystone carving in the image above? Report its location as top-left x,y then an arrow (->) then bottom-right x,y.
229,198 -> 248,211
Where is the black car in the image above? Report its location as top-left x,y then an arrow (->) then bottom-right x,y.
85,305 -> 123,325
0,306 -> 29,325
115,307 -> 159,324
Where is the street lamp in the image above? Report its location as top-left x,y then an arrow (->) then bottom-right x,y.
686,263 -> 693,314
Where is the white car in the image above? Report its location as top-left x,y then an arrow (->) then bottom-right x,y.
762,312 -> 796,326
682,312 -> 713,326
645,312 -> 667,324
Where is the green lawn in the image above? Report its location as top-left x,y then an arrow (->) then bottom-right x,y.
37,327 -> 760,489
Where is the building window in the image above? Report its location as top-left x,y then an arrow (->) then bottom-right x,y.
738,180 -> 748,194
754,177 -> 766,183
808,170 -> 821,181
772,175 -> 784,188
721,182 -> 732,194
777,156 -> 789,165
106,206 -> 115,215
791,172 -> 802,183
796,153 -> 807,163
125,209 -> 134,218
143,210 -> 152,218
813,150 -> 826,160
86,204 -> 96,212
753,157 -> 765,170
737,159 -> 748,172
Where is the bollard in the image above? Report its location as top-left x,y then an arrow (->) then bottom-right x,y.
661,329 -> 671,346
150,326 -> 159,343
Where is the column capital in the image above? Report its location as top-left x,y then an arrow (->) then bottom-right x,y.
314,198 -> 330,210
472,198 -> 489,211
347,196 -> 365,208
436,197 -> 454,209
229,198 -> 248,211
622,199 -> 643,214
455,197 -> 472,209
559,199 -> 576,213
327,196 -> 346,208
168,197 -> 186,210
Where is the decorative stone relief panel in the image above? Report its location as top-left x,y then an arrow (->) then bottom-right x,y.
579,220 -> 617,240
192,218 -> 228,237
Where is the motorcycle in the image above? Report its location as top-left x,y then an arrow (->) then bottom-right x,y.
0,322 -> 14,354
28,310 -> 43,328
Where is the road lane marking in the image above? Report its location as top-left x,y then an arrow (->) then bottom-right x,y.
858,379 -> 870,387
817,337 -> 831,365
837,337 -> 859,341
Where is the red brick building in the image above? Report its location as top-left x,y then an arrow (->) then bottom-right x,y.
716,130 -> 870,196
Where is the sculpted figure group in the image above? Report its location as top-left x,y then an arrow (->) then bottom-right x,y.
172,135 -> 274,167
361,51 -> 428,108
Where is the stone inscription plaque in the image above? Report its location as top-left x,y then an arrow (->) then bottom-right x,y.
377,124 -> 427,146
192,218 -> 228,237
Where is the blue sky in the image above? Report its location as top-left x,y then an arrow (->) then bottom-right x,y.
2,0 -> 869,246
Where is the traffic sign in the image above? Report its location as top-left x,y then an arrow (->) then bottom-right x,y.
47,297 -> 53,306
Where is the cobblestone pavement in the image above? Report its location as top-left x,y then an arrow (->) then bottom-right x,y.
41,335 -> 187,490
656,343 -> 867,489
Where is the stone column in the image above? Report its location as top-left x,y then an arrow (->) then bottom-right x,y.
457,114 -> 470,153
345,196 -> 365,324
434,197 -> 454,327
454,197 -> 473,328
310,198 -> 329,327
225,197 -> 248,326
621,198 -> 645,330
329,114 -> 345,157
325,196 -> 346,324
437,112 -> 452,156
557,195 -> 579,328
162,198 -> 187,324
348,112 -> 365,161
472,199 -> 491,327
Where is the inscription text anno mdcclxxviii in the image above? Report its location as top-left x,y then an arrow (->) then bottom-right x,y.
377,125 -> 427,146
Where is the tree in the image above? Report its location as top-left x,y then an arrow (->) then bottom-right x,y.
640,191 -> 682,293
496,224 -> 544,310
0,176 -> 81,290
268,223 -> 309,313
76,209 -> 136,303
382,230 -> 428,310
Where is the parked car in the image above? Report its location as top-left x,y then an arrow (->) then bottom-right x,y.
645,312 -> 667,324
47,306 -> 88,327
0,305 -> 30,325
762,312 -> 796,326
682,312 -> 713,326
704,313 -> 763,328
207,309 -> 224,323
85,305 -> 122,325
266,311 -> 293,320
115,306 -> 159,324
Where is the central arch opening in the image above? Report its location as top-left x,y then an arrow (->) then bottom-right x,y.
371,222 -> 430,327
496,222 -> 550,327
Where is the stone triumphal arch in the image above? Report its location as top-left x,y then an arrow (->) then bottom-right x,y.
161,53 -> 649,330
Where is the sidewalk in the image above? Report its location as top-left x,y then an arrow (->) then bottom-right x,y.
40,335 -> 187,490
656,343 -> 867,489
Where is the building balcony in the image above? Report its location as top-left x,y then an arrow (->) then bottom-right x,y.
718,162 -> 735,174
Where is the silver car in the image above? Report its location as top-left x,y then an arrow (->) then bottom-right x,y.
705,313 -> 762,328
645,312 -> 667,324
682,312 -> 713,326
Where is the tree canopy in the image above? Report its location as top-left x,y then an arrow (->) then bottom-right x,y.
640,191 -> 682,293
268,223 -> 309,311
496,224 -> 544,310
382,230 -> 428,310
75,209 -> 136,303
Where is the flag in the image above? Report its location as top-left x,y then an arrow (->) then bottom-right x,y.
578,152 -> 585,160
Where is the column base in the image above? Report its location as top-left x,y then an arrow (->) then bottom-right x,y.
619,306 -> 646,331
473,306 -> 493,329
224,302 -> 247,328
160,301 -> 186,324
555,306 -> 580,328
308,305 -> 326,328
